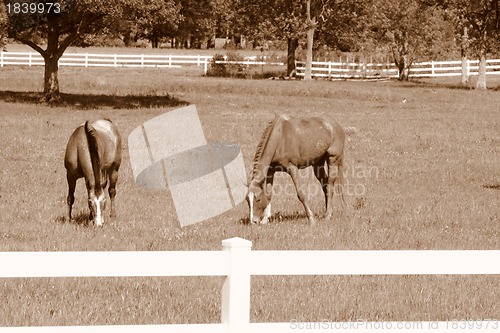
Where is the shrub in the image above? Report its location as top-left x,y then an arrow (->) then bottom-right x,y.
206,52 -> 285,79
206,54 -> 229,77
207,52 -> 245,77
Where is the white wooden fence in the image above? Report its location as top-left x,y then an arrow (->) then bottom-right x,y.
296,59 -> 500,79
0,51 -> 212,73
2,51 -> 500,79
1,237 -> 500,333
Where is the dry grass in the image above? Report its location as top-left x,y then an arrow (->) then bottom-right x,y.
0,65 -> 499,326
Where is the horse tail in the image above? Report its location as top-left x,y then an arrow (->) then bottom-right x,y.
85,121 -> 102,191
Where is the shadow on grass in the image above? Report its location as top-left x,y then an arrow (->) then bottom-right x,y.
55,211 -> 91,227
239,211 -> 310,225
0,90 -> 188,109
399,80 -> 474,91
405,79 -> 500,91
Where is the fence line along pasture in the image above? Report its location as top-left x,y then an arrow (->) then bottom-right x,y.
0,51 -> 212,73
295,59 -> 500,79
2,51 -> 500,79
1,237 -> 500,333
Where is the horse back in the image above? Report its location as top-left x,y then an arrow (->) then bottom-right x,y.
90,119 -> 122,170
274,116 -> 343,166
64,120 -> 122,179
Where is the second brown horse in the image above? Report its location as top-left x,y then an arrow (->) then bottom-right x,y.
64,119 -> 122,226
247,114 -> 345,225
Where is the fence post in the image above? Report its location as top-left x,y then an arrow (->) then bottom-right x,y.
221,237 -> 252,333
204,58 -> 209,75
0,51 -> 3,67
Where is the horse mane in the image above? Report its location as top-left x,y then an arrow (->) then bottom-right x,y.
251,115 -> 280,178
85,120 -> 103,191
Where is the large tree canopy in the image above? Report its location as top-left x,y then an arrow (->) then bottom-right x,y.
367,0 -> 455,80
3,0 -> 179,101
110,0 -> 180,48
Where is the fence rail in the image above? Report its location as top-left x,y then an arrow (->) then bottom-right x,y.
0,51 -> 212,73
1,237 -> 500,333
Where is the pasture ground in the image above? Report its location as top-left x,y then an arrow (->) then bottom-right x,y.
0,64 -> 499,326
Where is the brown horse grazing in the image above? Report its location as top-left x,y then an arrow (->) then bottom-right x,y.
64,119 -> 122,226
247,115 -> 345,225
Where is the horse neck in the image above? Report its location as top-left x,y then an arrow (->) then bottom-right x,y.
250,118 -> 282,188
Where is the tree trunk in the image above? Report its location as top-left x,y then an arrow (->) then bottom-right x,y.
476,52 -> 487,90
43,22 -> 61,102
475,27 -> 488,90
399,55 -> 409,80
304,0 -> 315,81
392,31 -> 410,81
286,37 -> 298,77
152,30 -> 159,48
43,55 -> 60,102
304,21 -> 315,80
461,26 -> 469,86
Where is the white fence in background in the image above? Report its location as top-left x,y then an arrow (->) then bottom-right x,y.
296,59 -> 500,79
1,51 -> 500,79
296,61 -> 398,79
1,237 -> 500,333
0,51 -> 212,73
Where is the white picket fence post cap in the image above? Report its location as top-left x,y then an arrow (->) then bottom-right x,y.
222,237 -> 252,249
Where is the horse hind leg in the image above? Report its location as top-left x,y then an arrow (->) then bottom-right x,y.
313,158 -> 329,217
287,164 -> 316,225
326,154 -> 345,218
108,167 -> 119,218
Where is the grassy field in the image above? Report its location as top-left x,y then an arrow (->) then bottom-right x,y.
0,64 -> 499,326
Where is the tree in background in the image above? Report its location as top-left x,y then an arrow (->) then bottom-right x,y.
4,0 -> 118,101
0,3 -> 7,50
235,0 -> 347,78
445,0 -> 500,89
368,0 -> 456,80
233,0 -> 304,76
171,0 -> 222,49
315,0 -> 373,56
115,0 -> 180,48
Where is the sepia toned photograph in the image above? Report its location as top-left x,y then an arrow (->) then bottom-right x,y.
0,0 -> 499,331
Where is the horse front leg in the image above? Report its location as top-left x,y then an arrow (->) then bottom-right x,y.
287,164 -> 316,225
260,169 -> 275,225
66,173 -> 77,222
